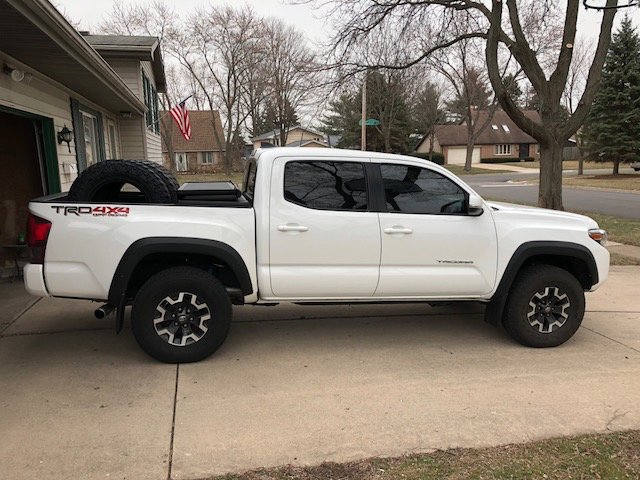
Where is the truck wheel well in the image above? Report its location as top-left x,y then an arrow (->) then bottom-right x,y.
520,254 -> 594,290
108,238 -> 253,308
126,252 -> 244,304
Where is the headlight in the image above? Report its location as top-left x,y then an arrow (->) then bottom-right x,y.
588,228 -> 608,245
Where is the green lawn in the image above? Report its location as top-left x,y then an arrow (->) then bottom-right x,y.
577,211 -> 640,247
564,173 -> 640,192
502,160 -> 616,170
211,430 -> 640,480
444,165 -> 512,175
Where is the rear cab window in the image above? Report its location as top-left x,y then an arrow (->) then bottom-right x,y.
242,159 -> 257,203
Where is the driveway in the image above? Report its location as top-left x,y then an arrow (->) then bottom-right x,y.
1,268 -> 639,480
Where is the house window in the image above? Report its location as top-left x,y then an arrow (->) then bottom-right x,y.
71,98 -> 105,171
82,112 -> 99,168
495,144 -> 512,156
199,151 -> 214,164
502,125 -> 510,132
491,125 -> 499,130
107,121 -> 119,159
143,71 -> 159,134
175,152 -> 188,172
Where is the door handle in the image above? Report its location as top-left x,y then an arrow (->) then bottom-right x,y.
277,224 -> 309,232
383,226 -> 413,235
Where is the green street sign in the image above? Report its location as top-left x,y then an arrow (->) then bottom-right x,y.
359,118 -> 381,126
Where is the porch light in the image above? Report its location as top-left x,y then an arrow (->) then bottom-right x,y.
57,125 -> 73,152
2,64 -> 25,82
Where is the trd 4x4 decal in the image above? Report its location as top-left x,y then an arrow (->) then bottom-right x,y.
51,206 -> 130,217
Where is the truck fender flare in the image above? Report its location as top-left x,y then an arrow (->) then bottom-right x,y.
484,241 -> 598,326
107,237 -> 253,307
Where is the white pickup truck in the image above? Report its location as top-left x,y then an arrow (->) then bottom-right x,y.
24,148 -> 609,363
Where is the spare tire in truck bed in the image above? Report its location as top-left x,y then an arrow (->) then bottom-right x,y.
67,160 -> 178,204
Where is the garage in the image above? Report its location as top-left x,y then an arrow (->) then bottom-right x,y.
446,146 -> 481,165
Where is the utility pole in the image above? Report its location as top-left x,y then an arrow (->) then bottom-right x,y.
361,70 -> 367,151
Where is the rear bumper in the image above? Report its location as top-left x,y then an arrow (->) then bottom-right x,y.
23,264 -> 49,297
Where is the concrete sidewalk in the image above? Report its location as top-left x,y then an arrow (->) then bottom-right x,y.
1,267 -> 639,480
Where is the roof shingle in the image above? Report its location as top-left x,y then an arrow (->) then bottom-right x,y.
434,110 -> 541,146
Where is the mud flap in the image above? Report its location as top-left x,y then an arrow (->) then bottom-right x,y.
115,302 -> 126,334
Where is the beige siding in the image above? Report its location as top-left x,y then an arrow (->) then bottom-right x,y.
146,129 -> 162,163
416,135 -> 441,154
285,127 -> 323,145
119,117 -> 146,159
105,59 -> 141,99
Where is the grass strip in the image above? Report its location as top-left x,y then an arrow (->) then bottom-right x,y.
209,430 -> 640,480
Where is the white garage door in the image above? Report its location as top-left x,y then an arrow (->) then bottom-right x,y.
447,146 -> 481,165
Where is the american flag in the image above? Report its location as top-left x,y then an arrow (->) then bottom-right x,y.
169,101 -> 192,141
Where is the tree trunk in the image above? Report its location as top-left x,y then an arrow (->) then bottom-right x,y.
464,142 -> 474,172
538,141 -> 564,210
613,159 -> 620,175
578,157 -> 584,176
428,130 -> 435,163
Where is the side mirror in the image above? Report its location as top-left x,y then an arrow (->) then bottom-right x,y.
467,193 -> 484,217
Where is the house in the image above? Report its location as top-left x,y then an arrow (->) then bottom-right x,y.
251,125 -> 329,150
161,110 -> 225,172
416,110 -> 541,165
0,0 -> 165,274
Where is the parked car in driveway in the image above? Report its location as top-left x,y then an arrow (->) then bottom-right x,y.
23,148 -> 609,362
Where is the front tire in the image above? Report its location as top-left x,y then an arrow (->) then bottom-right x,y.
503,265 -> 585,348
132,267 -> 232,363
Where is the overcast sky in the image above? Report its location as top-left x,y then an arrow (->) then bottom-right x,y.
57,0 -> 640,46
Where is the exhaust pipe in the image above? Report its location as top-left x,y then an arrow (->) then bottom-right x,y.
95,304 -> 115,319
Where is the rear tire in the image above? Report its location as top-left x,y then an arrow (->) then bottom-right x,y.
132,267 -> 232,363
68,160 -> 177,203
503,265 -> 585,348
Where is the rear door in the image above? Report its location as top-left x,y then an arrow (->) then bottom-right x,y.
268,156 -> 380,298
374,160 -> 497,298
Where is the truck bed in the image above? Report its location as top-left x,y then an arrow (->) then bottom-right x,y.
32,181 -> 251,208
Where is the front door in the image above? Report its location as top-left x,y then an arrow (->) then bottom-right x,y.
519,143 -> 530,159
375,161 -> 497,298
268,157 -> 381,298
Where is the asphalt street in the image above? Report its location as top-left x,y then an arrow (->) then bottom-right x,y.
460,168 -> 640,219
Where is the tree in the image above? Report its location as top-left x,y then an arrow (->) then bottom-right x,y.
255,98 -> 299,138
411,81 -> 446,161
434,35 -> 497,171
176,6 -> 262,174
320,91 -> 361,148
262,18 -> 319,146
327,0 -> 619,210
320,70 -> 413,153
582,17 -> 640,175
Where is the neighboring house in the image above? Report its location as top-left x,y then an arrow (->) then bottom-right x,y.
161,110 -> 225,172
251,125 -> 329,150
0,0 -> 165,273
416,110 -> 541,165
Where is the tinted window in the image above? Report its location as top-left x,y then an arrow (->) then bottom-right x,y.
284,161 -> 368,211
381,164 -> 466,214
243,161 -> 257,200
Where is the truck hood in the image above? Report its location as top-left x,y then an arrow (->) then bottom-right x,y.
487,201 -> 599,229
